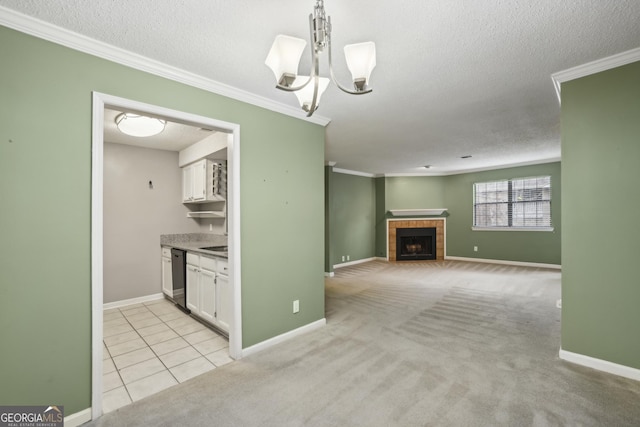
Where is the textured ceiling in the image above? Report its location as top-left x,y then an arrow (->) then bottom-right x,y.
2,0 -> 640,175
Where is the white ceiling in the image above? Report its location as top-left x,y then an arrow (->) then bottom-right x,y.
3,1 -> 640,175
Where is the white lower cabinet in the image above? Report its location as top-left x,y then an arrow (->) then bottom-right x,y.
185,252 -> 230,333
199,268 -> 216,323
215,273 -> 231,332
161,248 -> 173,298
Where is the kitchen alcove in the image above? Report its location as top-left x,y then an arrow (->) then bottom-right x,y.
93,92 -> 241,418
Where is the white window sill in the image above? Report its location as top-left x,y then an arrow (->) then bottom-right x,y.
472,227 -> 554,232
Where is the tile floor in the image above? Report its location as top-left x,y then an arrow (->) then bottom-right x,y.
102,298 -> 233,413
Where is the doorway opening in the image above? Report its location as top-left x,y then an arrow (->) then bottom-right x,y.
91,92 -> 242,419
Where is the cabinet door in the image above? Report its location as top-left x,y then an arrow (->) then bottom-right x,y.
182,165 -> 193,202
186,264 -> 200,314
199,269 -> 216,324
215,274 -> 231,333
192,160 -> 206,201
161,256 -> 173,297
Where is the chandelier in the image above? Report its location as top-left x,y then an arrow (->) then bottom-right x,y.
265,0 -> 377,116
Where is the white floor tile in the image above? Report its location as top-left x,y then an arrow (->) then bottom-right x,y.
205,349 -> 234,367
170,357 -> 216,383
103,371 -> 123,392
119,302 -> 145,310
158,311 -> 185,322
103,311 -> 124,321
143,329 -> 180,346
158,346 -> 201,368
128,316 -> 163,329
104,323 -> 135,338
193,336 -> 228,355
125,311 -> 157,322
143,299 -> 170,307
103,358 -> 116,374
103,330 -> 139,347
103,317 -> 129,328
103,345 -> 111,360
107,337 -> 149,357
137,323 -> 171,337
126,370 -> 178,402
102,296 -> 225,412
102,386 -> 131,413
171,321 -> 206,336
112,347 -> 156,370
151,337 -> 190,356
183,328 -> 221,345
164,316 -> 197,329
119,357 -> 166,384
121,306 -> 151,317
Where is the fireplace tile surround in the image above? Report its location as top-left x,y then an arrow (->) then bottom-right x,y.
388,218 -> 445,261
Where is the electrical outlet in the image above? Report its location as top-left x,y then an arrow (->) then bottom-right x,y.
474,246 -> 478,252
346,255 -> 350,261
293,300 -> 300,313
341,255 -> 345,262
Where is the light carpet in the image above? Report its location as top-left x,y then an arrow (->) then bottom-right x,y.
88,260 -> 640,426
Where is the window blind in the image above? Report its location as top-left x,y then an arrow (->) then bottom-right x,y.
473,176 -> 552,229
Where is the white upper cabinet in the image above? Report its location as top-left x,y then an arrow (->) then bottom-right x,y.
182,159 -> 226,203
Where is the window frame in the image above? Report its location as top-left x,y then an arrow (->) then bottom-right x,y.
472,175 -> 554,232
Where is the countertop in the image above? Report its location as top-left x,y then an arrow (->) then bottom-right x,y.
162,241 -> 228,258
160,233 -> 228,258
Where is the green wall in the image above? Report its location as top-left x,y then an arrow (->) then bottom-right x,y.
328,169 -> 377,268
444,163 -> 561,264
328,166 -> 562,266
0,26 -> 325,413
561,61 -> 640,369
384,176 -> 446,209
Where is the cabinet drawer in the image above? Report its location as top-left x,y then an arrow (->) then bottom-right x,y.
217,258 -> 229,275
161,247 -> 171,257
186,253 -> 200,266
200,255 -> 216,271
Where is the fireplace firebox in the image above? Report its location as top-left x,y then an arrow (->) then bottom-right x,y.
396,227 -> 436,261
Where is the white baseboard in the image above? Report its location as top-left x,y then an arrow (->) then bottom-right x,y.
559,349 -> 640,382
445,256 -> 561,270
65,408 -> 92,427
324,271 -> 335,277
333,257 -> 377,269
103,293 -> 165,310
241,318 -> 326,358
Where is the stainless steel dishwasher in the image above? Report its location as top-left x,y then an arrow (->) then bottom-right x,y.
170,248 -> 189,313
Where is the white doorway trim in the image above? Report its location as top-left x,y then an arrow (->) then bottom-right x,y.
91,92 -> 242,419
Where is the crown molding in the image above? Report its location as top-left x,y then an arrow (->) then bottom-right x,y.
551,46 -> 640,104
384,157 -> 562,177
332,168 -> 378,178
0,6 -> 331,127
330,157 -> 561,179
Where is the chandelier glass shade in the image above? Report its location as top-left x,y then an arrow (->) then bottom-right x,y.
115,113 -> 166,137
265,0 -> 376,116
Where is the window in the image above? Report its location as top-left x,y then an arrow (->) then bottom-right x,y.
473,176 -> 552,231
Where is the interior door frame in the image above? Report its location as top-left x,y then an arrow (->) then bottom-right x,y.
91,92 -> 242,418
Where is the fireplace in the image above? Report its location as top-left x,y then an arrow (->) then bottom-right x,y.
388,219 -> 445,261
396,227 -> 436,261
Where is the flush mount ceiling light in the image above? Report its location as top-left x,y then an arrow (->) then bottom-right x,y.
115,113 -> 166,137
265,0 -> 376,117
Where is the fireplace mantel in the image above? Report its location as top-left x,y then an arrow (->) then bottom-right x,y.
387,218 -> 446,261
389,208 -> 447,216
